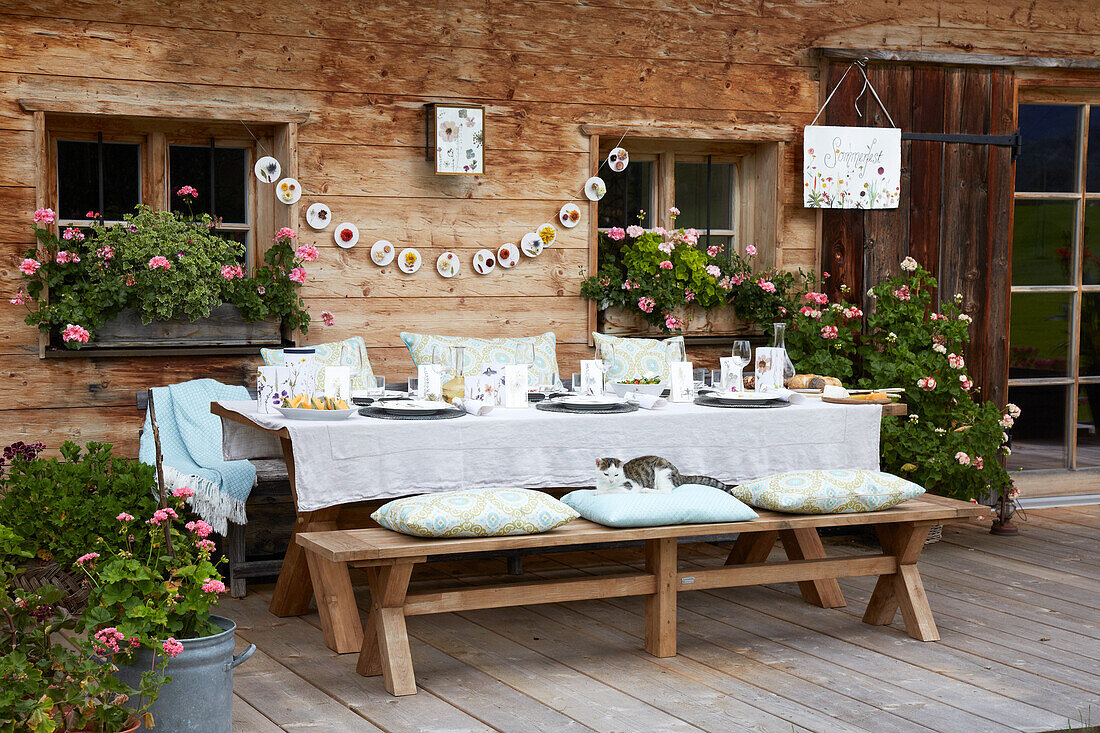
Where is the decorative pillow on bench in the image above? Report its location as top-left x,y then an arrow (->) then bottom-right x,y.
729,469 -> 925,514
261,336 -> 376,391
592,333 -> 684,381
399,331 -> 559,387
371,488 -> 579,538
561,484 -> 757,528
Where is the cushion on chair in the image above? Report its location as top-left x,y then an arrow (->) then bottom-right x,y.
371,488 -> 579,538
261,337 -> 376,391
399,331 -> 559,387
560,484 -> 757,528
729,469 -> 925,514
591,333 -> 685,382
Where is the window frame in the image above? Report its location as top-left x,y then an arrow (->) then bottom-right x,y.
167,138 -> 257,258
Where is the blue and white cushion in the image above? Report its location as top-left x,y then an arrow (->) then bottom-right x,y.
592,333 -> 685,382
729,470 -> 925,514
399,331 -> 559,387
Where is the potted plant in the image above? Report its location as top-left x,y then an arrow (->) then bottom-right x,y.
74,485 -> 254,733
0,524 -> 165,732
580,208 -> 795,335
11,194 -> 315,349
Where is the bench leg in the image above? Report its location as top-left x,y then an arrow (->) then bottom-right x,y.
779,528 -> 846,608
304,551 -> 364,654
226,522 -> 247,598
644,537 -> 677,658
358,561 -> 417,696
862,523 -> 939,641
724,530 -> 778,566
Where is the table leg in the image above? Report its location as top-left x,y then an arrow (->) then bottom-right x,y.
779,528 -> 846,608
644,537 -> 677,658
724,530 -> 778,566
862,522 -> 939,641
358,561 -> 417,696
304,551 -> 364,654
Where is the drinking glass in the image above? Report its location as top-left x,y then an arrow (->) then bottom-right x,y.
369,375 -> 386,397
594,341 -> 614,393
431,345 -> 449,377
729,340 -> 751,392
693,367 -> 708,395
665,339 -> 686,365
406,377 -> 418,396
515,343 -> 535,366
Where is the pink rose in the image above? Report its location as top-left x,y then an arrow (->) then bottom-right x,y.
19,258 -> 40,275
745,244 -> 757,256
288,267 -> 307,284
295,244 -> 319,262
607,227 -> 626,241
61,324 -> 90,343
33,208 -> 56,224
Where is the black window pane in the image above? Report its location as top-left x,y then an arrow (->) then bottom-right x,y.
674,162 -> 733,230
1085,201 -> 1100,286
598,161 -> 652,229
1016,104 -> 1080,193
57,140 -> 140,220
1089,109 -> 1100,193
214,148 -> 247,224
1006,385 -> 1069,470
169,146 -> 213,215
1012,200 -> 1075,286
1082,293 -> 1100,378
1009,292 -> 1072,378
1079,384 -> 1100,467
170,146 -> 248,223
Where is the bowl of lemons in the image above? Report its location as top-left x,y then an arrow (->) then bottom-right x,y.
276,394 -> 356,421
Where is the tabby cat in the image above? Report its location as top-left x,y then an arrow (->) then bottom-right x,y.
594,456 -> 727,495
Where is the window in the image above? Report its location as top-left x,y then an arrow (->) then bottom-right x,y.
1008,103 -> 1100,471
597,159 -> 655,229
674,160 -> 738,257
169,144 -> 251,250
56,137 -> 142,223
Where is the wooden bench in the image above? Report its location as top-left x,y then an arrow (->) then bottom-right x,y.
296,494 -> 985,696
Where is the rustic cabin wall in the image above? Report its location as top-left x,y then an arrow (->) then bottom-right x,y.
0,1 -> 1097,455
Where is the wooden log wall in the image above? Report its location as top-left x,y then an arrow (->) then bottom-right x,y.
0,1 -> 1097,456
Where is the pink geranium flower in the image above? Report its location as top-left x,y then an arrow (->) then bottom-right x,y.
707,245 -> 720,257
917,376 -> 936,391
842,306 -> 862,319
607,227 -> 626,241
61,324 -> 90,343
799,306 -> 822,318
705,265 -> 721,278
657,241 -> 673,254
667,206 -> 680,216
626,225 -> 644,238
148,507 -> 178,525
19,258 -> 40,275
948,353 -> 965,369
659,260 -> 673,270
96,245 -> 114,260
820,325 -> 839,339
10,291 -> 28,306
275,227 -> 297,240
745,244 -> 757,256
638,296 -> 655,313
664,314 -> 684,330
56,250 -> 80,264
162,637 -> 185,657
321,310 -> 335,327
973,456 -> 984,469
176,185 -> 199,198
683,228 -> 699,245
185,520 -> 214,538
33,208 -> 56,224
955,451 -> 971,466
172,486 -> 194,499
124,274 -> 136,286
893,285 -> 911,301
684,288 -> 695,302
959,375 -> 973,391
288,267 -> 307,284
62,228 -> 84,242
148,255 -> 171,270
116,512 -> 134,522
197,539 -> 217,553
804,291 -> 829,306
201,579 -> 227,594
75,552 -> 100,566
221,264 -> 244,280
295,244 -> 318,262
757,278 -> 776,293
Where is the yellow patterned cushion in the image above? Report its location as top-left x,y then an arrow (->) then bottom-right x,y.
371,488 -> 579,538
261,337 -> 376,391
399,331 -> 559,387
592,333 -> 685,381
729,470 -> 924,514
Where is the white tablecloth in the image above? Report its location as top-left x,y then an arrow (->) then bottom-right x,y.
217,400 -> 882,512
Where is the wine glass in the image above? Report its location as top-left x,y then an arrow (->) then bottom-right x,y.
594,341 -> 615,393
431,345 -> 450,379
665,339 -> 686,365
728,340 -> 751,392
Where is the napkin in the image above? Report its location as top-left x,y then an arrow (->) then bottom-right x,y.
453,398 -> 494,416
766,388 -> 807,404
625,391 -> 667,410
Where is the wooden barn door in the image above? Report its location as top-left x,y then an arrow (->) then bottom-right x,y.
820,61 -> 1016,408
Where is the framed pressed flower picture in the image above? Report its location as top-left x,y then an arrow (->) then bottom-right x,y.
426,103 -> 485,175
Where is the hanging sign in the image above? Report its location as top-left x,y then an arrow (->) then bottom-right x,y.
803,125 -> 901,209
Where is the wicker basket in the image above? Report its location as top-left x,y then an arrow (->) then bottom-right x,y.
13,563 -> 91,615
924,524 -> 944,544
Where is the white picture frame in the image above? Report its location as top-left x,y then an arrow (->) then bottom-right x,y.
803,125 -> 901,209
429,104 -> 485,175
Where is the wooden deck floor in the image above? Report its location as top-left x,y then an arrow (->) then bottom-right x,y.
218,507 -> 1100,732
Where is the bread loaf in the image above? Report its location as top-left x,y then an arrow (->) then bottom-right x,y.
788,374 -> 816,390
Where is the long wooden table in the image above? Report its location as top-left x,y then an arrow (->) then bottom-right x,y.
297,494 -> 984,696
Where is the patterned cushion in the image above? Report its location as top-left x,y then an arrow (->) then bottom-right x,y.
592,333 -> 685,381
399,331 -> 559,387
560,484 -> 757,528
730,470 -> 925,514
371,488 -> 579,538
261,337 -> 376,391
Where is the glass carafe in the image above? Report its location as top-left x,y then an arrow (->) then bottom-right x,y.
773,322 -> 797,381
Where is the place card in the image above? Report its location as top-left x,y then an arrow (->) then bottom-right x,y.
465,365 -> 505,405
503,364 -> 529,408
719,357 -> 745,393
754,347 -> 784,392
417,364 -> 443,401
284,347 -> 318,398
323,366 -> 351,402
257,366 -> 289,413
579,360 -> 603,396
668,361 -> 693,402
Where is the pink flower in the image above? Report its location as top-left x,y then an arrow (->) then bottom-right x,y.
707,246 -> 720,257
61,324 -> 90,343
172,486 -> 194,499
148,507 -> 178,525
94,627 -> 127,655
598,277 -> 611,287
176,185 -> 199,198
148,255 -> 171,270
295,244 -> 319,262
288,267 -> 307,284
948,353 -> 965,369
820,325 -> 839,339
658,241 -> 673,254
667,206 -> 680,216
684,288 -> 695,302
799,306 -> 822,318
653,226 -> 668,238
56,250 -> 80,264
955,451 -> 971,466
959,375 -> 973,391
321,310 -> 335,327
718,276 -> 733,290
842,307 -> 862,319
893,285 -> 911,301
931,312 -> 947,321
86,210 -> 99,219
607,227 -> 626,241
932,335 -> 947,347
19,258 -> 40,275
1000,414 -> 1015,429
62,228 -> 84,242
9,291 -> 28,306
197,539 -> 216,553
973,456 -> 984,470
705,265 -> 721,278
638,296 -> 655,314
621,280 -> 636,291
201,578 -> 227,594
822,271 -> 830,279
901,256 -> 918,272
275,227 -> 297,240
96,245 -> 114,260
221,264 -> 244,280
757,278 -> 776,293
804,291 -> 829,306
185,520 -> 214,538
256,285 -> 265,295
1006,403 -> 1021,419
75,552 -> 100,567
33,208 -> 56,224
659,260 -> 673,270
682,228 -> 699,245
664,314 -> 684,330
162,637 -> 185,657
116,512 -> 134,522
745,244 -> 757,256
917,376 -> 936,391
731,273 -> 746,285
626,225 -> 644,238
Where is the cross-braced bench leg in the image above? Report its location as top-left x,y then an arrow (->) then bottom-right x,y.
779,528 -> 846,608
724,530 -> 778,566
303,551 -> 364,654
358,561 -> 417,695
862,522 -> 939,641
644,537 -> 677,658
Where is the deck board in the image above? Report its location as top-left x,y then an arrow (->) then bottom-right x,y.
216,509 -> 1100,733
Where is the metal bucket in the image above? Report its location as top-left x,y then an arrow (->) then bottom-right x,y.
114,615 -> 255,732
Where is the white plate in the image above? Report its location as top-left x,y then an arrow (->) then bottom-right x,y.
306,203 -> 332,230
555,395 -> 625,409
536,222 -> 557,248
520,232 -> 543,257
276,177 -> 302,204
706,392 -> 779,404
371,239 -> 395,266
276,406 -> 355,421
254,156 -> 281,183
334,222 -> 359,248
398,248 -> 422,274
558,203 -> 581,228
607,147 -> 629,172
473,248 -> 496,274
437,251 -> 460,278
584,176 -> 607,201
497,243 -> 519,268
375,400 -> 453,415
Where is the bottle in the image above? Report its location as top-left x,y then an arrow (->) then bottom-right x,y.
773,322 -> 796,381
